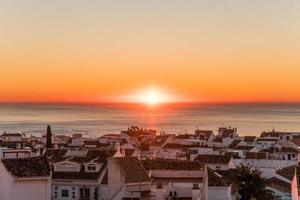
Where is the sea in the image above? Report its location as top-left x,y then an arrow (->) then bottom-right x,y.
1,103 -> 300,137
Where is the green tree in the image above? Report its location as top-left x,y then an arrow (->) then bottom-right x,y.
234,164 -> 274,200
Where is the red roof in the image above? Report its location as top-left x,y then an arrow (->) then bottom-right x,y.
244,136 -> 256,143
208,168 -> 231,187
150,135 -> 169,147
268,177 -> 291,193
114,157 -> 150,183
195,155 -> 232,164
2,156 -> 50,178
142,159 -> 203,171
228,140 -> 241,148
276,165 -> 297,181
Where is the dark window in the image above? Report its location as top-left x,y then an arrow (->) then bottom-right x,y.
61,190 -> 69,197
85,188 -> 90,199
88,165 -> 96,170
80,188 -> 90,200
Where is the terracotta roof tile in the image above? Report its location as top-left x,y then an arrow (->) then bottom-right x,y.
69,149 -> 116,163
175,134 -> 194,139
150,135 -> 169,147
195,155 -> 232,164
244,136 -> 256,143
268,177 -> 291,193
276,165 -> 296,181
142,159 -> 203,171
257,138 -> 278,142
114,157 -> 150,183
212,137 -> 223,143
234,145 -> 255,151
52,165 -> 105,181
228,140 -> 241,148
208,168 -> 231,187
2,156 -> 50,178
245,152 -> 267,159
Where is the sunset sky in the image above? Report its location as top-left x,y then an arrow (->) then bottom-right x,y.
1,0 -> 300,103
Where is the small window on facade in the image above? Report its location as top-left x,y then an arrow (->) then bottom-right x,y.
88,165 -> 96,170
61,190 -> 69,197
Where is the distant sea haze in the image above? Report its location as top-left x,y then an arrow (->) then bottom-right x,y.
1,103 -> 300,137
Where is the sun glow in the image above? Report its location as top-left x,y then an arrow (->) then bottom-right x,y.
126,88 -> 175,105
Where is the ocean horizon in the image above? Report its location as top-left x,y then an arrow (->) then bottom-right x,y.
1,102 -> 300,137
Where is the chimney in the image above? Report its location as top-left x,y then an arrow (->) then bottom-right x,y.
113,142 -> 123,157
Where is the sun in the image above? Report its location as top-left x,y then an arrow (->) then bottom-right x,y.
135,88 -> 172,106
121,87 -> 179,105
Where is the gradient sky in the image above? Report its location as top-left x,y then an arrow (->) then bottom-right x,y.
1,0 -> 300,103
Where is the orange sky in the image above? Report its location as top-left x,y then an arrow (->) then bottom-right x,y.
1,0 -> 300,103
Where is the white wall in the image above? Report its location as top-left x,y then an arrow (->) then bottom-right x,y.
107,159 -> 126,199
235,159 -> 297,170
11,179 -> 51,200
98,184 -> 109,200
52,185 -> 96,200
208,186 -> 231,200
0,162 -> 13,200
150,170 -> 204,179
0,162 -> 50,200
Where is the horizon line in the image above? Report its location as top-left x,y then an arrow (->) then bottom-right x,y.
1,100 -> 300,106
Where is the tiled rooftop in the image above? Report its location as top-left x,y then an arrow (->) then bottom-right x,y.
268,177 -> 291,193
43,149 -> 68,162
150,135 -> 169,147
228,140 -> 241,148
244,136 -> 256,143
2,156 -> 50,178
114,157 -> 150,183
195,155 -> 232,164
208,168 -> 231,187
276,165 -> 297,181
234,145 -> 255,151
52,165 -> 105,181
142,159 -> 203,171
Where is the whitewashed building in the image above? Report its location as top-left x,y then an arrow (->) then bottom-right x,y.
0,156 -> 51,200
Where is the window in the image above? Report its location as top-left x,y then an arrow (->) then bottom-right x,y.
87,165 -> 96,171
61,190 -> 69,197
80,188 -> 90,200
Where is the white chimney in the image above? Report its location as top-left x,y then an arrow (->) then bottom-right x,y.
113,142 -> 123,157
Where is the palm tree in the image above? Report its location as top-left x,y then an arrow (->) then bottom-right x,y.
233,164 -> 274,200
